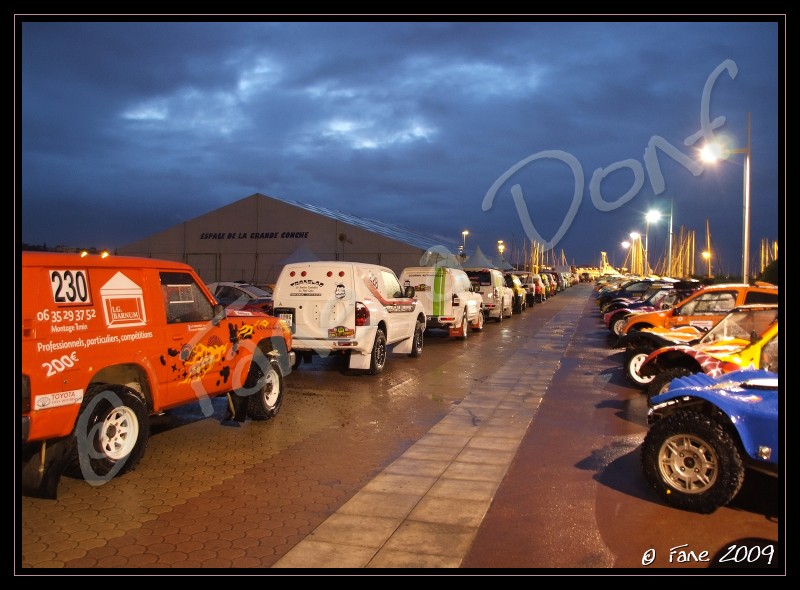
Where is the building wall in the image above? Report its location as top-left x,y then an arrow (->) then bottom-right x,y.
116,194 -> 430,284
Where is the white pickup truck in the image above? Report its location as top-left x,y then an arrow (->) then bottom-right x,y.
399,266 -> 484,339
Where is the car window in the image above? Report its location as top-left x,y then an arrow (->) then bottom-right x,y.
455,272 -> 471,292
215,285 -> 240,301
679,291 -> 735,315
381,270 -> 404,299
466,271 -> 492,286
161,271 -> 215,324
760,335 -> 779,372
744,291 -> 779,304
627,282 -> 651,293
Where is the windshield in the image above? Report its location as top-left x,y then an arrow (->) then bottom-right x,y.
641,286 -> 671,303
700,308 -> 778,343
242,285 -> 273,298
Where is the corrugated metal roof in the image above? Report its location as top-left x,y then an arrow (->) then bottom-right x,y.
273,194 -> 462,253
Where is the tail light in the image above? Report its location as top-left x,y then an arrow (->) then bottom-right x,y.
355,302 -> 370,326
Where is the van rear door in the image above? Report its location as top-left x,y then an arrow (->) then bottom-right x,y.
273,263 -> 357,348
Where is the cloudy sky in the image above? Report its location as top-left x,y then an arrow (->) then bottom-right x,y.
17,17 -> 783,275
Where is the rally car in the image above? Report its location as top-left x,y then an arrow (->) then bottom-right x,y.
641,368 -> 779,514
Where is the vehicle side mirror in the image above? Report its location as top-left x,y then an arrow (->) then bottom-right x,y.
404,285 -> 416,298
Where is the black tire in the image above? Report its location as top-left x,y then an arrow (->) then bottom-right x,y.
410,320 -> 424,357
513,297 -> 522,314
647,367 -> 694,399
641,410 -> 745,514
367,328 -> 387,375
70,384 -> 149,484
470,309 -> 485,332
246,358 -> 285,420
625,346 -> 657,388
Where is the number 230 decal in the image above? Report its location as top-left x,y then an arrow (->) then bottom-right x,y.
49,269 -> 91,305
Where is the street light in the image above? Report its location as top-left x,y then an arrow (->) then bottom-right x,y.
461,230 -> 469,259
700,112 -> 751,282
645,210 -> 661,276
702,250 -> 712,278
621,240 -> 631,273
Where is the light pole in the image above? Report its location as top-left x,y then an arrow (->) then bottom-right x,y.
666,197 -> 674,277
700,112 -> 751,282
461,230 -> 469,259
702,251 -> 712,278
629,232 -> 641,275
621,240 -> 631,274
497,240 -> 505,267
645,210 -> 661,276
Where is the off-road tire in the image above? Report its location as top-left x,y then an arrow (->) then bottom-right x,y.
471,309 -> 485,332
611,315 -> 628,336
367,329 -> 388,375
641,410 -> 745,514
647,367 -> 694,399
457,313 -> 469,340
504,301 -> 513,319
69,384 -> 149,484
246,358 -> 285,420
410,321 -> 424,357
625,346 -> 657,387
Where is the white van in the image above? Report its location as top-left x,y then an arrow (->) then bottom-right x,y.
464,268 -> 513,322
272,261 -> 426,375
398,266 -> 484,339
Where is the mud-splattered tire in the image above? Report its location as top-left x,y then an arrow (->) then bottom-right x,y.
246,358 -> 285,420
69,384 -> 149,484
367,329 -> 387,375
641,410 -> 744,514
453,313 -> 468,340
471,309 -> 485,332
647,367 -> 694,399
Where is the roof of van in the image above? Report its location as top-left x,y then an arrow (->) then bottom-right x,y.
22,251 -> 191,271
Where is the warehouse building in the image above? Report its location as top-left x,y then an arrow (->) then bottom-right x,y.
116,193 -> 463,284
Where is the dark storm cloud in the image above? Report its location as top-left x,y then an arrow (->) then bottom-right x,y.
18,18 -> 782,273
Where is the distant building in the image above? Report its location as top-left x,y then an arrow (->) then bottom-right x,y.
116,193 -> 462,284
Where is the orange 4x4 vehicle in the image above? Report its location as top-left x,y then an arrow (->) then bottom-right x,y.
616,283 -> 778,388
618,282 -> 778,340
20,252 -> 294,499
